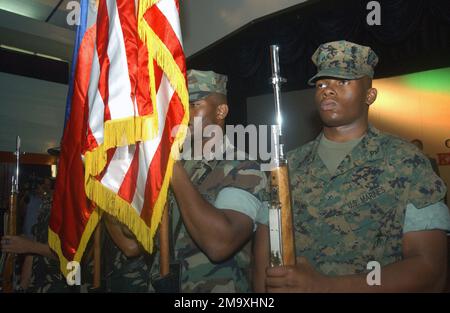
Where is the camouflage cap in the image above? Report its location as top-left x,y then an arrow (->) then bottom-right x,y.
308,40 -> 379,86
187,69 -> 228,102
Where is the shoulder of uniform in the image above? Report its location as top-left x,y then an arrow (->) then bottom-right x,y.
218,159 -> 268,196
218,157 -> 263,176
379,131 -> 428,164
287,140 -> 315,165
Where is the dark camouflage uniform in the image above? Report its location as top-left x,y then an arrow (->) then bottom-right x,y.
82,220 -> 153,293
288,126 -> 447,276
150,155 -> 268,293
27,192 -> 70,293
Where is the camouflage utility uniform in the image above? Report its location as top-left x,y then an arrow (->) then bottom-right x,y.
101,227 -> 152,292
288,126 -> 447,276
27,192 -> 70,293
82,220 -> 153,293
150,151 -> 268,293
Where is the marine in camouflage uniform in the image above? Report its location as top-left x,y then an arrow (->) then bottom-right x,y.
27,191 -> 71,293
288,125 -> 447,275
149,70 -> 268,293
82,217 -> 153,293
151,155 -> 267,292
100,227 -> 152,292
263,40 -> 450,292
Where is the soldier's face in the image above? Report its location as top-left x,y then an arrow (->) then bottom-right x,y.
188,95 -> 218,140
314,77 -> 369,128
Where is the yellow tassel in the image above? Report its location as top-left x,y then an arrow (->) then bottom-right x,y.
102,115 -> 159,149
84,145 -> 107,179
49,0 -> 191,277
48,207 -> 102,278
85,176 -> 155,253
148,56 -> 159,136
83,115 -> 159,179
138,0 -> 161,21
138,22 -> 189,111
138,0 -> 159,130
136,0 -> 190,236
48,229 -> 70,277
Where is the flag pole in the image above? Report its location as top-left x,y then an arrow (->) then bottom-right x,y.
160,202 -> 170,276
92,222 -> 101,288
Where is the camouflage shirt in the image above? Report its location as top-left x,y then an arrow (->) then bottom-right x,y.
81,219 -> 153,293
27,192 -> 70,293
150,151 -> 268,293
100,226 -> 152,292
288,126 -> 446,276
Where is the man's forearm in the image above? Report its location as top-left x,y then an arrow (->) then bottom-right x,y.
171,162 -> 252,260
327,256 -> 446,292
104,217 -> 141,258
30,242 -> 56,260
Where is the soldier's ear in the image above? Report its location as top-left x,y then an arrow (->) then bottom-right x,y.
366,88 -> 377,106
216,103 -> 229,121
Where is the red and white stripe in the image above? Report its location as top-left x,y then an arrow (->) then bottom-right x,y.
85,0 -> 185,226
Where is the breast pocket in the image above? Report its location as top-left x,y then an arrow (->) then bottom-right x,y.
339,182 -> 401,244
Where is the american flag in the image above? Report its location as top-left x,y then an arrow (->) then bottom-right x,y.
49,0 -> 188,276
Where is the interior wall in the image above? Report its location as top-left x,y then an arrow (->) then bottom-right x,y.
247,88 -> 322,154
180,0 -> 308,57
0,72 -> 67,154
370,67 -> 450,204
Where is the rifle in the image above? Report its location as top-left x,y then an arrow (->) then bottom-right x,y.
2,136 -> 20,292
268,45 -> 295,267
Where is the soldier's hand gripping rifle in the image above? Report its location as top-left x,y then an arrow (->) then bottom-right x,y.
268,46 -> 295,267
2,136 -> 20,292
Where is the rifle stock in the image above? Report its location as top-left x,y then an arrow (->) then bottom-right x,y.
270,165 -> 295,266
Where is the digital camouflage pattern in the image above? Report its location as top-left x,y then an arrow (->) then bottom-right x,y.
308,40 -> 379,85
82,219 -> 153,293
288,126 -> 446,276
187,69 -> 228,102
150,152 -> 268,293
100,227 -> 152,292
27,192 -> 71,293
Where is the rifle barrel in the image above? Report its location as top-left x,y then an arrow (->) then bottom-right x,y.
268,45 -> 295,267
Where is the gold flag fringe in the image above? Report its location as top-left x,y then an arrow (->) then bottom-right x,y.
84,115 -> 158,178
51,0 -> 189,278
49,207 -> 102,277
